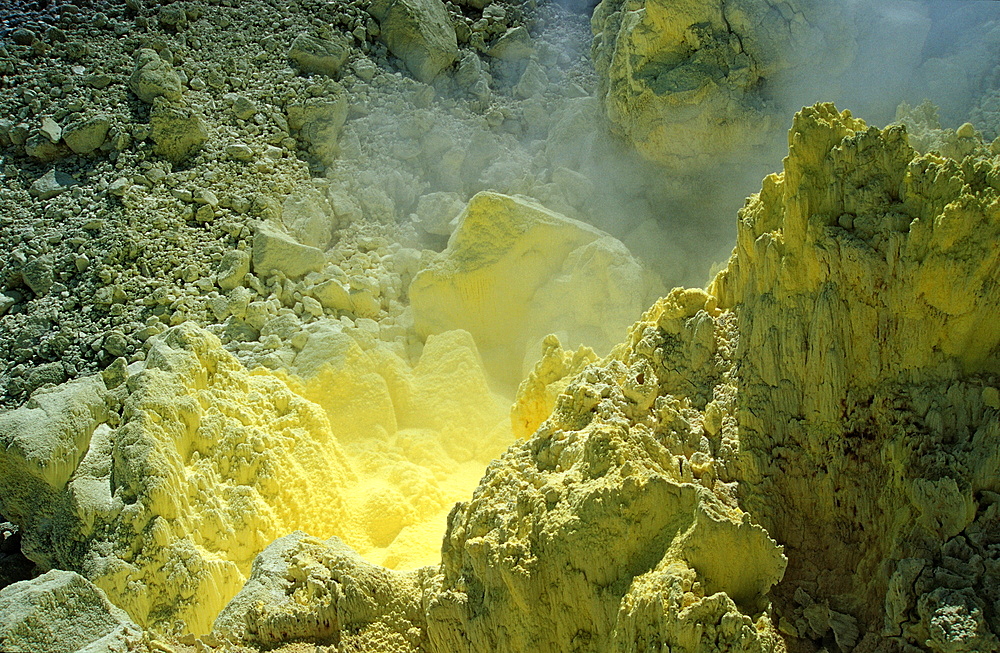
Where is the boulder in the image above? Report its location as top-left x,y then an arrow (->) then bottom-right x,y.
590,0 -> 854,168
29,169 -> 78,200
288,32 -> 350,77
213,532 -> 427,651
63,115 -> 111,154
369,0 -> 457,83
0,375 -> 110,564
215,249 -> 251,291
24,133 -> 69,162
0,570 -> 140,653
149,99 -> 209,163
281,185 -> 338,249
409,191 -> 663,388
127,49 -> 182,104
251,221 -> 326,279
409,191 -> 464,238
486,26 -> 534,61
286,96 -> 348,166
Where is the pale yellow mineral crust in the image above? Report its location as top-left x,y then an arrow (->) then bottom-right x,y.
410,191 -> 663,389
711,103 -> 1000,649
591,0 -> 853,169
281,104 -> 1000,651
0,320 -> 515,636
5,100 -> 1000,652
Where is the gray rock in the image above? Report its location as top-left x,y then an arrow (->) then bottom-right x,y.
0,375 -> 109,567
487,26 -> 534,61
216,250 -> 251,291
515,60 -> 548,99
27,362 -> 67,390
410,191 -> 464,236
102,332 -> 128,357
40,117 -> 62,143
226,93 -> 257,120
108,177 -> 130,197
21,254 -> 55,295
128,49 -> 182,103
288,33 -> 350,77
63,116 -> 111,155
11,28 -> 36,46
0,119 -> 13,147
251,221 -> 326,280
158,3 -> 187,29
0,291 -> 16,316
29,169 -> 78,200
369,0 -> 458,83
10,123 -> 29,146
24,134 -> 68,162
286,96 -> 348,166
225,142 -> 254,161
0,570 -> 140,653
149,99 -> 208,163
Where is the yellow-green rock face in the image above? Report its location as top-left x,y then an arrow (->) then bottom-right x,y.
591,0 -> 853,169
711,103 -> 1000,643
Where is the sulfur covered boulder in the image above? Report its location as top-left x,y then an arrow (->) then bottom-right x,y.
286,95 -> 348,166
288,32 -> 350,78
409,191 -> 663,388
149,99 -> 209,163
214,532 -> 428,651
590,0 -> 854,169
0,324 -> 355,635
369,0 -> 458,83
425,286 -> 787,652
0,570 -> 141,653
251,220 -> 327,279
128,49 -> 182,104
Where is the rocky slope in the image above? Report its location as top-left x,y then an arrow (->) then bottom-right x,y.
2,0 -> 1000,652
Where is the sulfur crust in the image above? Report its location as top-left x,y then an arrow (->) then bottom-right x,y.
0,320 -> 514,636
219,103 -> 1000,652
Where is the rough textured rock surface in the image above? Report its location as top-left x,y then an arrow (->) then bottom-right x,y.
0,569 -> 141,653
1,0 -> 999,647
710,103 -> 1000,652
206,104 -> 1000,653
590,0 -> 853,169
215,531 -> 428,651
369,0 -> 458,83
425,288 -> 787,653
0,317 -> 512,636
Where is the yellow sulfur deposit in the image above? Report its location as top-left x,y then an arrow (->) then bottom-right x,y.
710,102 -> 1000,647
208,103 -> 1000,652
0,319 -> 514,635
591,0 -> 853,169
411,191 -> 663,389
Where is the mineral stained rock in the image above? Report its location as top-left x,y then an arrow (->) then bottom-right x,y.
0,324 -> 354,634
127,49 -> 182,104
214,532 -> 428,651
590,0 -> 853,169
0,569 -> 141,653
710,103 -> 1000,649
287,32 -> 351,78
369,0 -> 458,83
214,103 -> 1000,652
410,191 -> 663,388
0,317 -> 512,635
